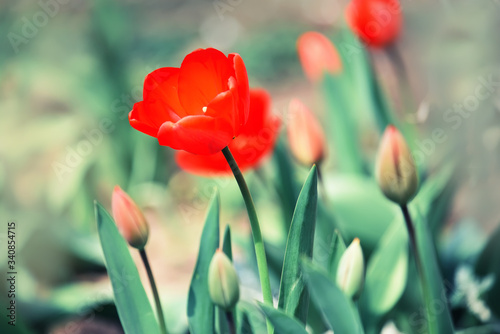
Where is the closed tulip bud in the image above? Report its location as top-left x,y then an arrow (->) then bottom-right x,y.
208,250 -> 240,310
287,99 -> 326,166
375,125 -> 418,205
336,238 -> 364,299
111,186 -> 149,250
297,32 -> 342,83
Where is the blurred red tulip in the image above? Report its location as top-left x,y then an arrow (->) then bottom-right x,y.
345,0 -> 402,47
287,99 -> 326,166
111,186 -> 149,249
129,48 -> 250,155
297,32 -> 342,83
175,89 -> 281,176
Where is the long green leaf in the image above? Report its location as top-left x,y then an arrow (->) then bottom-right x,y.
278,165 -> 318,324
301,260 -> 363,334
95,202 -> 160,334
361,217 -> 409,316
259,304 -> 308,334
413,207 -> 454,334
187,190 -> 220,334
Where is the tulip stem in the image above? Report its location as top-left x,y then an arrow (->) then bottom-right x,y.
400,205 -> 431,329
225,310 -> 236,334
222,146 -> 274,334
139,249 -> 168,334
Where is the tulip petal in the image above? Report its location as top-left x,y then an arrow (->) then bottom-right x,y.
143,67 -> 187,119
178,48 -> 233,115
228,53 -> 250,130
157,115 -> 233,155
129,102 -> 160,137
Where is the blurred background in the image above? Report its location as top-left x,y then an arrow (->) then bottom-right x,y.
1,0 -> 500,333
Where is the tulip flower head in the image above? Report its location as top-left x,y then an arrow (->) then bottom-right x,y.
208,249 -> 240,310
129,48 -> 250,155
111,186 -> 149,250
297,32 -> 342,83
336,238 -> 365,299
375,125 -> 418,205
287,98 -> 326,166
345,0 -> 403,48
175,89 -> 281,175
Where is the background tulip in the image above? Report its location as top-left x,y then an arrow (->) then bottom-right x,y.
297,32 -> 342,83
336,238 -> 365,299
345,0 -> 403,47
129,48 -> 250,155
287,98 -> 326,166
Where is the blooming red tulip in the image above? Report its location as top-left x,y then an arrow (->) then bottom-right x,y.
345,0 -> 402,47
112,186 -> 149,249
297,32 -> 342,83
129,48 -> 250,155
287,99 -> 326,166
175,89 -> 281,175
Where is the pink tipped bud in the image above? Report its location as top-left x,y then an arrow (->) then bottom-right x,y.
375,125 -> 419,205
287,98 -> 326,166
297,31 -> 342,83
111,186 -> 149,249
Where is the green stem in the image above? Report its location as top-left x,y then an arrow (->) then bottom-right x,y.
222,146 -> 273,334
139,249 -> 168,334
225,310 -> 236,334
400,205 -> 432,332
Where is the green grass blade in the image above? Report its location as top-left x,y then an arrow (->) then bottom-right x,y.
301,259 -> 363,334
187,190 -> 220,334
278,165 -> 318,324
259,304 -> 308,334
95,202 -> 160,334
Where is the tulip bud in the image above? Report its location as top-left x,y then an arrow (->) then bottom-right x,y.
336,238 -> 364,299
208,249 -> 240,310
375,125 -> 418,205
297,32 -> 342,83
111,186 -> 149,250
287,99 -> 326,166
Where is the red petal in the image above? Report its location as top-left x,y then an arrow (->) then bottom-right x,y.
175,151 -> 230,176
239,89 -> 270,136
143,67 -> 187,119
178,48 -> 233,115
228,53 -> 250,134
157,115 -> 233,155
204,86 -> 237,134
129,101 -> 160,137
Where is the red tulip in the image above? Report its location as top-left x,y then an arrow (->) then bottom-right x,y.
297,32 -> 342,83
175,89 -> 281,176
345,0 -> 402,47
287,99 -> 326,166
129,48 -> 250,155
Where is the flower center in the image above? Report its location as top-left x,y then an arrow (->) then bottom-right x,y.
202,106 -> 207,113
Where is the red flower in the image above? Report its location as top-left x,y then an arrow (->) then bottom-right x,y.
297,32 -> 342,83
345,0 -> 402,47
129,48 -> 250,155
175,89 -> 281,175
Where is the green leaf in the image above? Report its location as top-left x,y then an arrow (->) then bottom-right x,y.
301,259 -> 363,334
475,222 -> 500,316
259,304 -> 308,334
327,229 -> 347,278
361,217 -> 409,316
222,224 -> 233,261
413,208 -> 454,334
278,165 -> 318,324
187,190 -> 220,334
95,202 -> 160,334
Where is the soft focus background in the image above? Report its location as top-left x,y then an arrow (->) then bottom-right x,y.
1,0 -> 500,333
